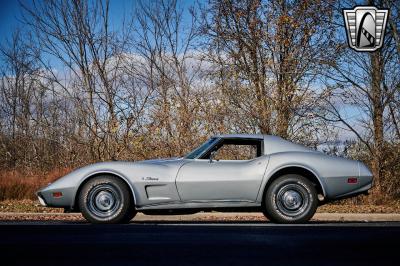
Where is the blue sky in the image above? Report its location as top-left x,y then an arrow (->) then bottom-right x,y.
0,0 -> 133,42
0,0 -> 24,41
0,0 -> 198,71
0,0 -> 197,44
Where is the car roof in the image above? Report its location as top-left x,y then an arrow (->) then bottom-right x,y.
213,134 -> 313,155
214,134 -> 265,139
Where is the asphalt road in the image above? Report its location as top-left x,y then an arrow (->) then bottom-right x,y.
1,221 -> 399,266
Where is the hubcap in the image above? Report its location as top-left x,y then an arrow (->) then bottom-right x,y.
276,183 -> 309,217
87,184 -> 121,218
281,190 -> 303,210
95,191 -> 115,211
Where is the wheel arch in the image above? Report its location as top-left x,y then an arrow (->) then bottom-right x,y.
261,166 -> 326,206
73,171 -> 137,211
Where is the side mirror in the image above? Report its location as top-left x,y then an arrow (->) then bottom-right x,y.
209,151 -> 217,163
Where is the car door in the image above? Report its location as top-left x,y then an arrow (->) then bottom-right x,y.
175,139 -> 269,202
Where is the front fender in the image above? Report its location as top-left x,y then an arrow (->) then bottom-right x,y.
38,159 -> 185,209
38,163 -> 138,209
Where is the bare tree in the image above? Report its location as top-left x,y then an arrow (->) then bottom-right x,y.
384,0 -> 400,140
317,0 -> 400,197
130,0 -> 207,156
0,29 -> 76,170
0,30 -> 39,168
202,0 -> 336,139
21,0 -> 152,161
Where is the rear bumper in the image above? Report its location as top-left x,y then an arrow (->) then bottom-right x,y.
331,183 -> 372,201
36,192 -> 47,206
323,170 -> 373,200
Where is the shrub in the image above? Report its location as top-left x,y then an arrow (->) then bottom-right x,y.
0,168 -> 71,200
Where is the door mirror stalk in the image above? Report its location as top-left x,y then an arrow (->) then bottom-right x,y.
209,151 -> 217,163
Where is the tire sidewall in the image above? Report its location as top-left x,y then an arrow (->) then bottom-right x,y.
78,176 -> 134,224
265,174 -> 318,223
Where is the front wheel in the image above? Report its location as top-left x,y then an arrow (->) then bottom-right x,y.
78,175 -> 136,224
263,174 -> 318,223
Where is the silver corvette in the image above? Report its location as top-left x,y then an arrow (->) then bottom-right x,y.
37,134 -> 373,223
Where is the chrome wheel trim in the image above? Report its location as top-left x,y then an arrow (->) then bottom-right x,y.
87,184 -> 121,218
281,190 -> 303,210
276,183 -> 309,217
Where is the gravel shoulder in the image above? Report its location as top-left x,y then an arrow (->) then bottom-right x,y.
1,212 -> 400,222
2,199 -> 400,213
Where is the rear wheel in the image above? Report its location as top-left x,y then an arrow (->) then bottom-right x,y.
78,175 -> 136,224
263,174 -> 318,223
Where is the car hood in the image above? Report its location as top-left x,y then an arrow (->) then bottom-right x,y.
135,157 -> 183,164
69,157 -> 184,171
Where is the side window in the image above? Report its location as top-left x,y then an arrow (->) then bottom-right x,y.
214,144 -> 259,160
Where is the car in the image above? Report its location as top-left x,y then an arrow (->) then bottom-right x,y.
37,134 -> 373,224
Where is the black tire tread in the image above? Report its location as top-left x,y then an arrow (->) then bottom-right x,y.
263,174 -> 318,224
78,175 -> 136,224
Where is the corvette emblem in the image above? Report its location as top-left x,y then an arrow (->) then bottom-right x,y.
343,6 -> 389,52
142,176 -> 159,181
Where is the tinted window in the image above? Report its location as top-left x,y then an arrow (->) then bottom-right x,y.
214,144 -> 259,160
201,138 -> 263,160
185,138 -> 218,159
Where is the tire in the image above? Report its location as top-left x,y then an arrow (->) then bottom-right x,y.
78,175 -> 136,224
263,174 -> 318,224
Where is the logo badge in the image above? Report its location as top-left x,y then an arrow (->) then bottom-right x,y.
343,6 -> 389,52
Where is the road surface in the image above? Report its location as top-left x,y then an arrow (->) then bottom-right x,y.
0,221 -> 399,265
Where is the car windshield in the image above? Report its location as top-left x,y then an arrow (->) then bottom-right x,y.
185,137 -> 218,159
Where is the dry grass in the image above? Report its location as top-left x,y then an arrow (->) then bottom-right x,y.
0,168 -> 72,201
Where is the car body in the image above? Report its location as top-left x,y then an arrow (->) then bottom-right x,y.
37,134 -> 373,223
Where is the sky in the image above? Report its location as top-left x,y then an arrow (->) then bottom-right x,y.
0,0 -> 199,73
0,0 -> 23,41
0,0 -> 197,44
0,0 -> 134,42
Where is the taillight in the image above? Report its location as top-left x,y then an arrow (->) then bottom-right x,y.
347,177 -> 358,184
52,192 -> 63,198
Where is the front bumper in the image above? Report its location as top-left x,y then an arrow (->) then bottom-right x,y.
36,186 -> 76,208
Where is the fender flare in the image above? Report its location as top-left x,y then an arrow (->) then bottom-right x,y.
72,170 -> 138,209
257,164 -> 327,203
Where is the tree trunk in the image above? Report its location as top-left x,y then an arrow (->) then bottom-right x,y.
370,51 -> 384,197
